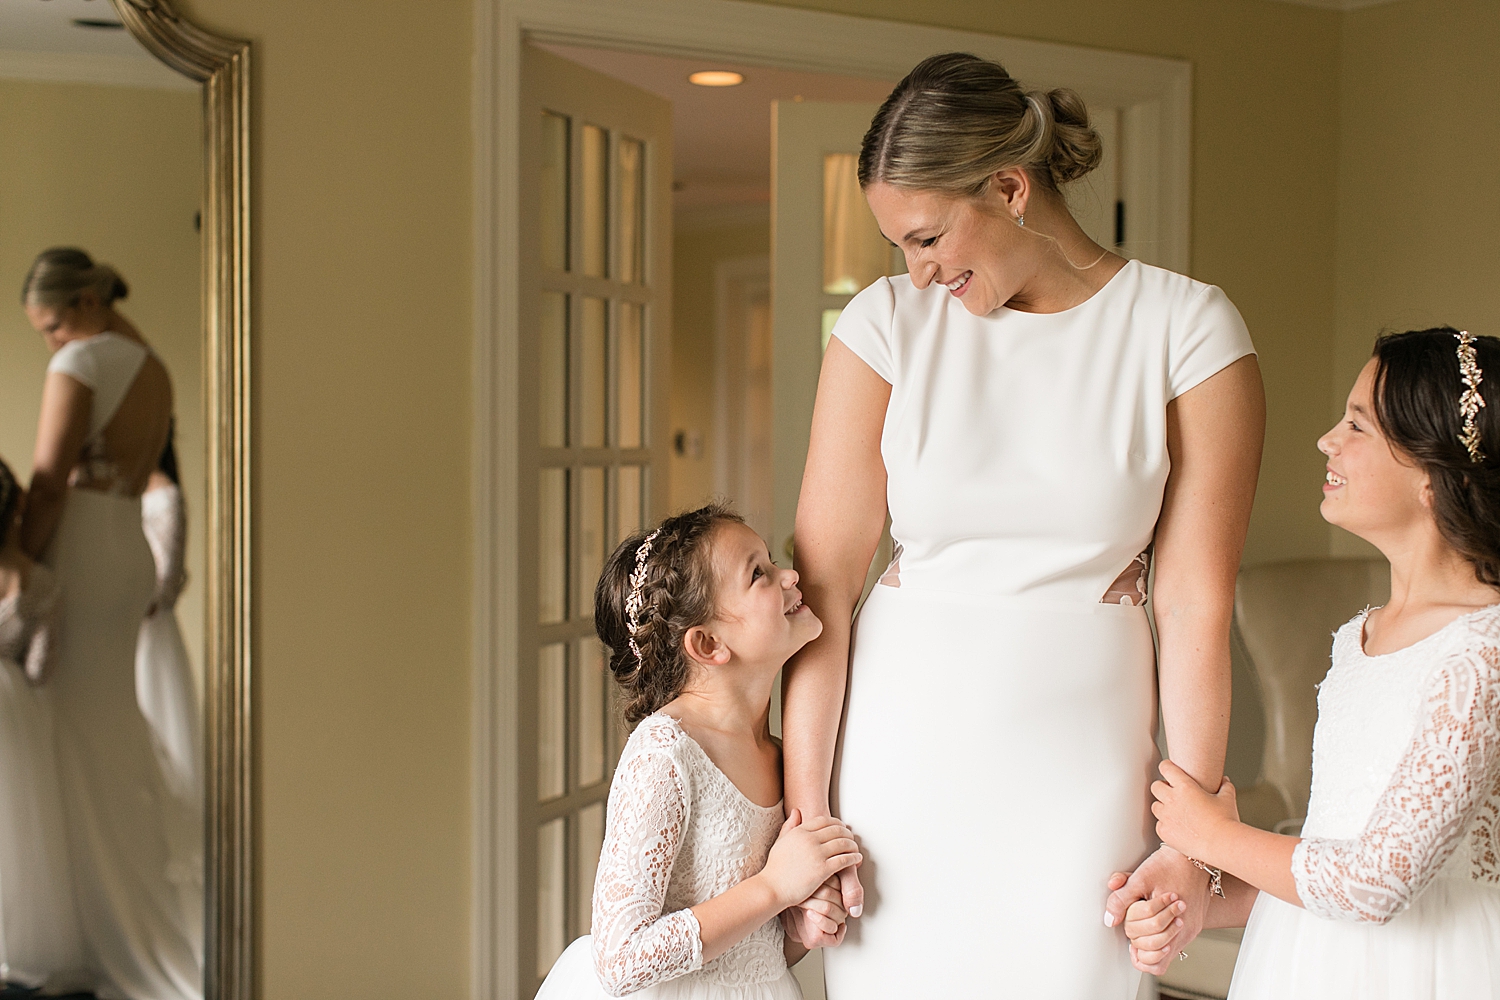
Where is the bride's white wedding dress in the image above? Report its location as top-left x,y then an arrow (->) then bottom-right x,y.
537,714 -> 801,999
0,563 -> 87,990
137,481 -> 203,808
46,332 -> 203,1000
825,260 -> 1255,997
1230,605 -> 1500,999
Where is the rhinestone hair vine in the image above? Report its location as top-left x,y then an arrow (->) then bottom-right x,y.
624,528 -> 663,662
1456,331 -> 1486,464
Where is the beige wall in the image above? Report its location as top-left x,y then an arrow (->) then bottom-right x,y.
1330,0 -> 1500,556
183,1 -> 474,996
669,214 -> 770,514
0,78 -> 206,692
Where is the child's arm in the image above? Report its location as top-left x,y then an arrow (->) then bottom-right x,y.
1153,639 -> 1500,923
591,746 -> 859,996
691,810 -> 858,962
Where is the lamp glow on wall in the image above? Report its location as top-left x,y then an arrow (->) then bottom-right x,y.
688,70 -> 744,87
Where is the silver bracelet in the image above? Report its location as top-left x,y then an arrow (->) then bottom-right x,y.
1189,857 -> 1226,899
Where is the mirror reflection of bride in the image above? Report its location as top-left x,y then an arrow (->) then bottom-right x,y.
6,248 -> 203,1000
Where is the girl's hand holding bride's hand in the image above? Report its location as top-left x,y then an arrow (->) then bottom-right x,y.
760,809 -> 863,910
781,877 -> 848,949
1150,759 -> 1240,864
1121,892 -> 1187,975
1104,850 -> 1210,972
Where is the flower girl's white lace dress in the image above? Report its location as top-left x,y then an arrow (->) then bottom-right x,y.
1230,604 -> 1500,999
538,714 -> 801,999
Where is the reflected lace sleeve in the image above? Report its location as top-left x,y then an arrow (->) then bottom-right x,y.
590,739 -> 702,996
1293,639 -> 1500,923
143,487 -> 187,612
23,573 -> 61,685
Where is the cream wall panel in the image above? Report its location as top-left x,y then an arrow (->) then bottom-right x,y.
1332,0 -> 1500,556
670,219 -> 769,514
183,1 -> 473,996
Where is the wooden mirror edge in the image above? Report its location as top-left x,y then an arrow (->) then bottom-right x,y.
106,2 -> 254,998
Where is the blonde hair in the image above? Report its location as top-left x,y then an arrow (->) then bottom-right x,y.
859,52 -> 1102,197
21,247 -> 129,310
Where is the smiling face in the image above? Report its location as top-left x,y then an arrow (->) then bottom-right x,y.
702,521 -> 822,670
865,176 -> 1033,317
1318,358 -> 1433,543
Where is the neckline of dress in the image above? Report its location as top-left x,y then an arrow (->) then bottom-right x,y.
649,713 -> 784,813
990,257 -> 1138,321
1355,601 -> 1500,661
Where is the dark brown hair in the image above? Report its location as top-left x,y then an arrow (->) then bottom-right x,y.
594,502 -> 744,725
858,52 -> 1101,196
0,457 -> 17,551
1372,327 -> 1500,586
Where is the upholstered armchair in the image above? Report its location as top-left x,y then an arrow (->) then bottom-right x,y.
1154,557 -> 1388,1000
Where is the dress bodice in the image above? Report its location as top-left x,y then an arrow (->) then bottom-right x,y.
0,563 -> 61,683
591,714 -> 786,995
1293,605 -> 1500,922
831,260 -> 1254,603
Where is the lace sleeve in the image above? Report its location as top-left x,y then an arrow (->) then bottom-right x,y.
142,486 -> 187,611
22,569 -> 61,685
1294,639 -> 1500,923
591,739 -> 702,996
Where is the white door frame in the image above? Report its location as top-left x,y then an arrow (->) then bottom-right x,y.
473,2 -> 1191,996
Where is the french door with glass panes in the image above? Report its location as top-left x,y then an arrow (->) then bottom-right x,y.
519,44 -> 672,997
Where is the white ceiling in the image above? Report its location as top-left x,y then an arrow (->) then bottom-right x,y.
538,43 -> 895,212
0,0 -> 155,58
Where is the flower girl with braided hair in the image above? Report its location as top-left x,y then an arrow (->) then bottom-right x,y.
1117,328 -> 1500,998
538,502 -> 860,999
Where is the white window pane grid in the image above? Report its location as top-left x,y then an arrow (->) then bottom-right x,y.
532,116 -> 658,988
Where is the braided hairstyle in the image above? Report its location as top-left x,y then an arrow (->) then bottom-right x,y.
1371,327 -> 1500,587
0,457 -> 19,551
594,502 -> 744,725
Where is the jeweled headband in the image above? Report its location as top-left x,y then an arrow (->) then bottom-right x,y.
624,528 -> 663,662
1456,331 -> 1486,464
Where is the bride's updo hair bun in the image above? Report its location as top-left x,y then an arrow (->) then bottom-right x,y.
1372,327 -> 1500,587
594,502 -> 744,725
858,52 -> 1102,197
21,247 -> 129,311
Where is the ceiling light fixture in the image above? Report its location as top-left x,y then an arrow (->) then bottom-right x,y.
688,71 -> 744,87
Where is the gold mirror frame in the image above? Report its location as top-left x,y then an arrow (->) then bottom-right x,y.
105,2 -> 253,998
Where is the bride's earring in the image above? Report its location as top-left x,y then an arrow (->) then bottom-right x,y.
1016,213 -> 1025,228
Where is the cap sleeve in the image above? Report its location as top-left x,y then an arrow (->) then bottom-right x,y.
1168,283 -> 1255,399
47,338 -> 98,389
829,277 -> 896,384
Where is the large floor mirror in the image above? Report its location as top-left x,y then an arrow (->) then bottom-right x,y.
0,1 -> 249,997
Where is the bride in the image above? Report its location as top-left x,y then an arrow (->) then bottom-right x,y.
20,247 -> 203,1000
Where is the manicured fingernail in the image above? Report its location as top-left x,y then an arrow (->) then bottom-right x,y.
1176,918 -> 1184,927
1104,911 -> 1116,927
850,905 -> 862,918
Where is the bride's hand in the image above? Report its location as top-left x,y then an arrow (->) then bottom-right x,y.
782,877 -> 847,948
1105,847 -> 1213,973
1151,759 -> 1240,863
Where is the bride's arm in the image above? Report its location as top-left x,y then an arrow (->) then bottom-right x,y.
1107,357 -> 1264,945
22,372 -> 91,559
781,338 -> 890,920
